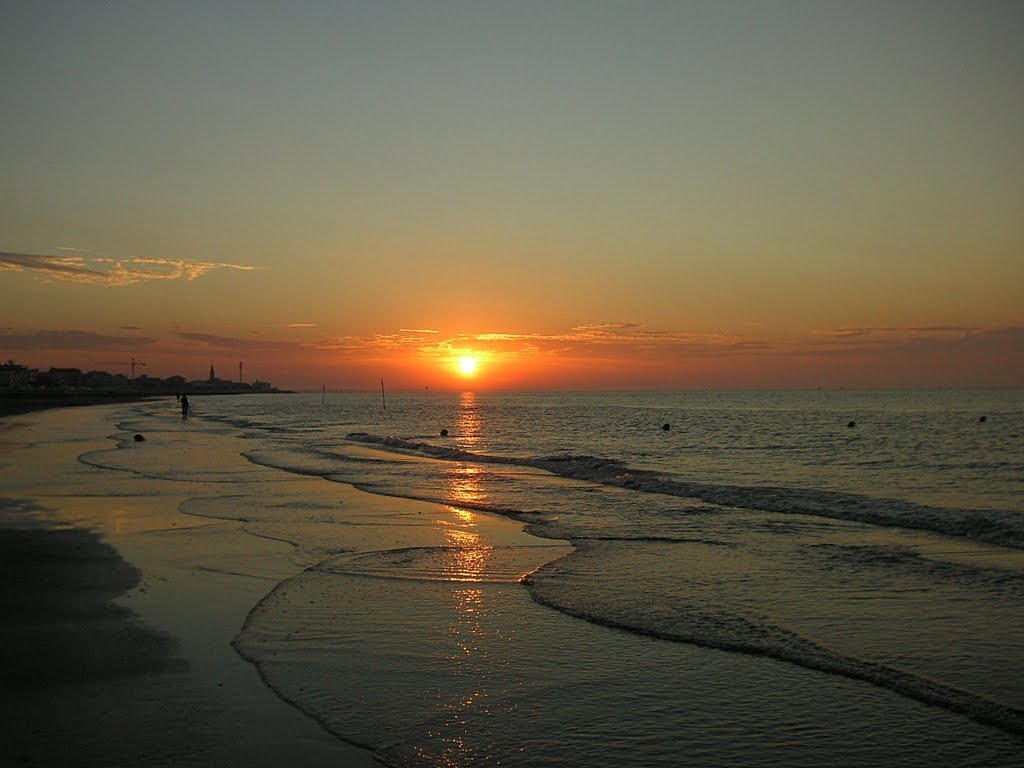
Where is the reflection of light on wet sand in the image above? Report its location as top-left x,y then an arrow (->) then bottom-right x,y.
455,587 -> 484,617
439,447 -> 491,581
444,543 -> 493,583
445,464 -> 487,507
432,465 -> 502,764
444,526 -> 476,547
433,577 -> 499,766
439,506 -> 492,583
416,396 -> 555,764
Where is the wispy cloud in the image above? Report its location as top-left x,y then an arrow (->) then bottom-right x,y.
815,325 -> 972,341
0,251 -> 257,286
768,323 -> 1024,361
130,256 -> 255,282
287,322 -> 318,328
174,330 -> 303,352
399,328 -> 440,334
808,325 -> 974,351
464,324 -> 761,356
311,323 -> 763,361
572,322 -> 643,334
0,329 -> 155,351
306,321 -> 1024,372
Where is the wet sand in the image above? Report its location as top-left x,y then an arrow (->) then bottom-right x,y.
0,391 -> 157,418
0,526 -> 210,766
0,405 -> 378,767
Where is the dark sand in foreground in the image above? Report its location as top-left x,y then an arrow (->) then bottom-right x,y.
0,405 -> 377,767
0,392 -> 157,418
0,527 -> 214,766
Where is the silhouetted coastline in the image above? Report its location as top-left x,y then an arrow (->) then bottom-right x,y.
0,390 -> 158,417
0,389 -> 294,418
1,361 -> 291,417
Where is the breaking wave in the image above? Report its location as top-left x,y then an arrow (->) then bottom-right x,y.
346,433 -> 1024,550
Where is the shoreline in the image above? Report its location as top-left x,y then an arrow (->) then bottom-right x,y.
0,398 -> 571,766
0,391 -> 160,417
0,389 -> 294,417
6,397 -> 1021,765
0,525 -> 209,766
0,403 -> 378,766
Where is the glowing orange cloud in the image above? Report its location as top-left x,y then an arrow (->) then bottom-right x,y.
6,322 -> 1021,392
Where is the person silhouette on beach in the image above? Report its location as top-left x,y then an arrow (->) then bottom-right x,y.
180,394 -> 189,419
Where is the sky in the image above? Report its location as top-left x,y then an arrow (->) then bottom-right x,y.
2,1 -> 1022,391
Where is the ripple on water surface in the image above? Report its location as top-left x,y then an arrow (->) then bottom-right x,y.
236,550 -> 1024,768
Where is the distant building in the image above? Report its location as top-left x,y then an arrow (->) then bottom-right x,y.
82,370 -> 127,390
42,367 -> 84,388
0,359 -> 279,395
191,364 -> 245,391
0,361 -> 33,389
133,375 -> 164,390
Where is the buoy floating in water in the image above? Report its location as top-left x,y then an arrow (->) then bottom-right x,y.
133,434 -> 145,442
440,429 -> 449,437
847,421 -> 856,428
979,416 -> 987,423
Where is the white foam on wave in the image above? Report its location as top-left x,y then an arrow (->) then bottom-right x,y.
525,542 -> 1024,739
345,433 -> 1024,550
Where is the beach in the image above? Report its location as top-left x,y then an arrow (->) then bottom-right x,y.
0,399 -> 575,766
5,4 -> 1022,764
2,392 -> 1021,767
0,392 -> 158,418
0,404 -> 385,766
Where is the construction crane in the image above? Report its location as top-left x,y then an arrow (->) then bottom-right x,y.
100,357 -> 147,378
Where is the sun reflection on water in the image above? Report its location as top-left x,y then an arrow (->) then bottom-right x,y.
438,455 -> 494,583
429,575 -> 501,766
455,391 -> 483,450
445,465 -> 487,508
437,524 -> 494,583
427,400 -> 506,765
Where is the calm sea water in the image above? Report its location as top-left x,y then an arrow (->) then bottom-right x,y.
132,389 -> 1023,766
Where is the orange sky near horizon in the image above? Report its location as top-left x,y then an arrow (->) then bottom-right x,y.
2,4 -> 1022,391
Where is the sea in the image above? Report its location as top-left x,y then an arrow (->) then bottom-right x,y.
128,389 -> 1023,766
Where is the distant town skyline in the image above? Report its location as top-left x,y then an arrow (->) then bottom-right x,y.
2,3 -> 1022,390
3,358 -> 262,383
1,358 -> 280,401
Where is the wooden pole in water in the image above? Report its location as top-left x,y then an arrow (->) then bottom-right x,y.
380,378 -> 386,411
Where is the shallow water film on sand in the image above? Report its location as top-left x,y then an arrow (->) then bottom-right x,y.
120,390 -> 1021,766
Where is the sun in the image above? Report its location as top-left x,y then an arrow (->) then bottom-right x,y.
457,356 -> 479,376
